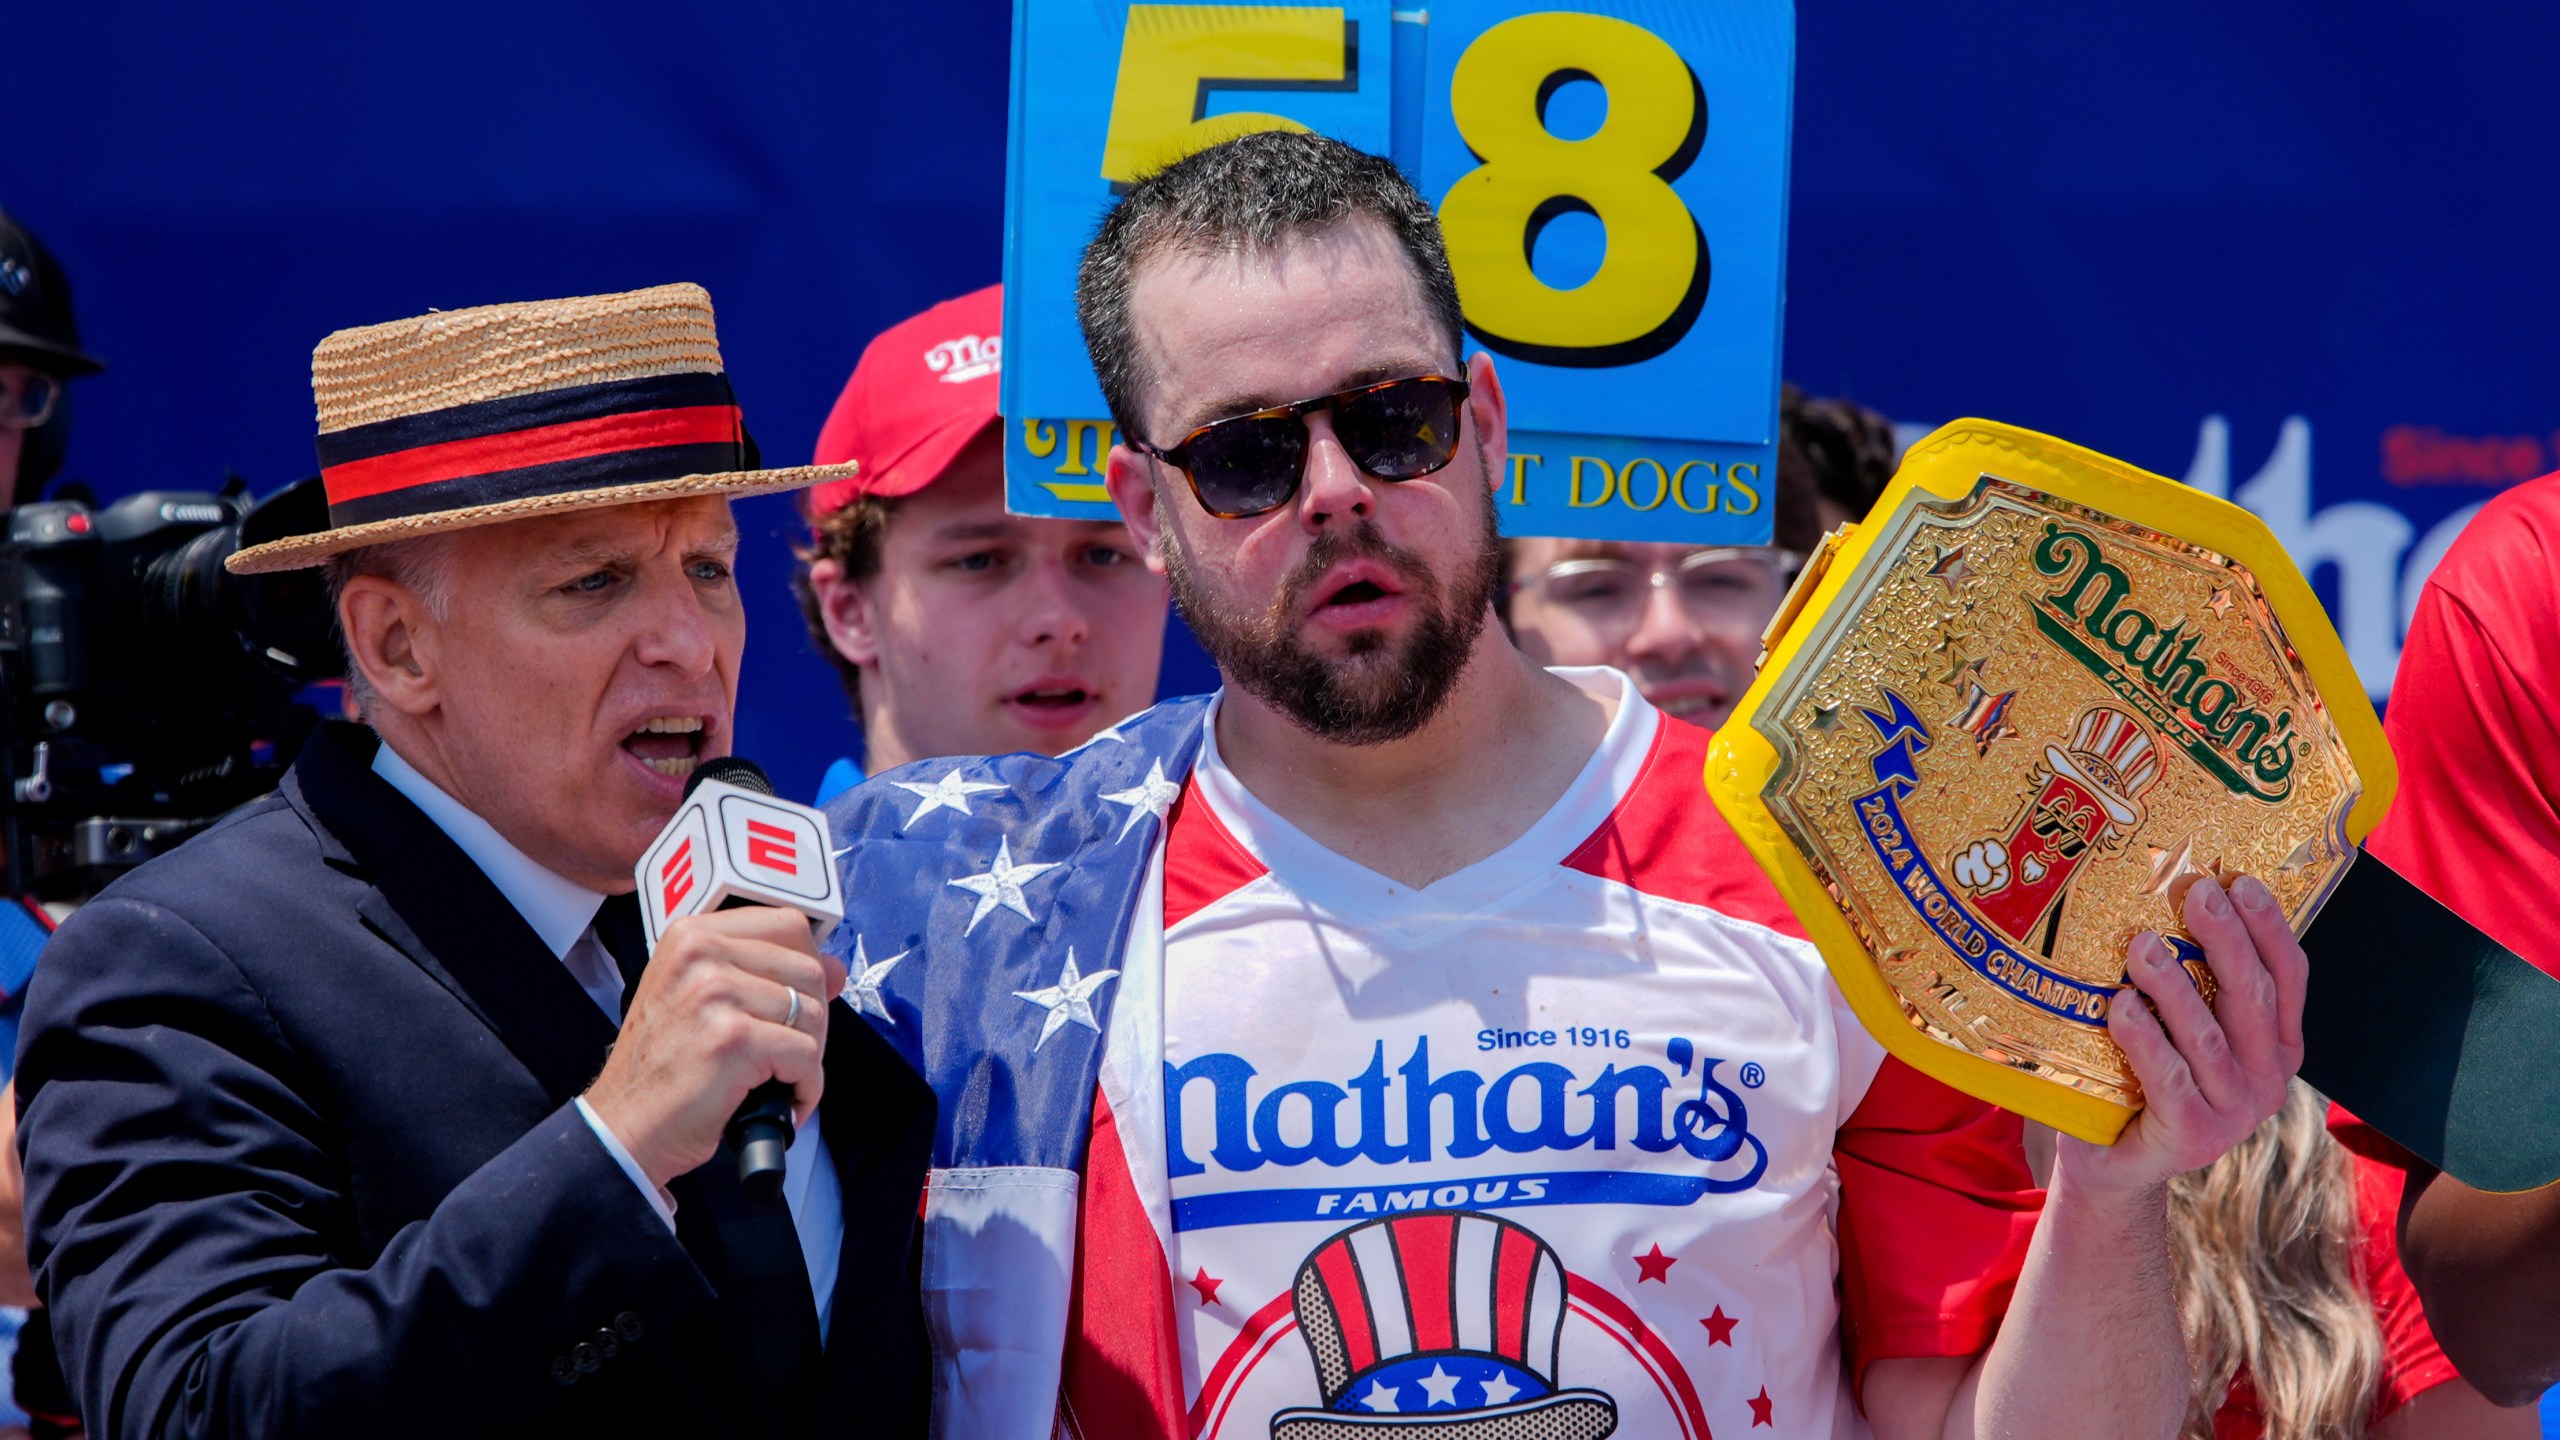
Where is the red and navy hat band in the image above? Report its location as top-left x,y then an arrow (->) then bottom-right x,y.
314,372 -> 746,527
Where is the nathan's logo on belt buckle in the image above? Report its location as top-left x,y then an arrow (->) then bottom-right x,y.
1707,421 -> 2392,1143
2028,525 -> 2301,802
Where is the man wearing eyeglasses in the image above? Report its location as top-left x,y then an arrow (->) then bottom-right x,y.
1504,535 -> 1810,734
827,130 -> 2307,1440
1502,392 -> 1895,731
0,210 -> 100,515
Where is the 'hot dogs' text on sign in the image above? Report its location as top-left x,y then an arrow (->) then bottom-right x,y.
1000,1 -> 1794,545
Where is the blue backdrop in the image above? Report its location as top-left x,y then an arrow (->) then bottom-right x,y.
7,2 -> 2555,810
7,4 -> 2560,1428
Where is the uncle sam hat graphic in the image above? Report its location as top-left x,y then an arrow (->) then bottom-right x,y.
1272,1211 -> 1619,1440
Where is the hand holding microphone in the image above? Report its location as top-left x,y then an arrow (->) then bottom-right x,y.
582,757 -> 846,1203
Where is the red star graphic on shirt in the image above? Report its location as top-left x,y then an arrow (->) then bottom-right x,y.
1186,1267 -> 1224,1308
1632,1243 -> 1676,1283
1749,1385 -> 1774,1427
1700,1305 -> 1738,1346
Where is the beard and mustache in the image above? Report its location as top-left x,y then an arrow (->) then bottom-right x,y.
1159,453 -> 1506,746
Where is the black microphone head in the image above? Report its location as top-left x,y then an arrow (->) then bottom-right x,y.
685,755 -> 773,800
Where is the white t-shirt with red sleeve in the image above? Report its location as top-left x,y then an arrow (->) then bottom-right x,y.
1156,668 -> 2042,1440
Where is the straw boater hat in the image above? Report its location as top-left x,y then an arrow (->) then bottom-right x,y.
225,282 -> 852,574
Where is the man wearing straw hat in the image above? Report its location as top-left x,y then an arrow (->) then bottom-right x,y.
12,284 -> 933,1438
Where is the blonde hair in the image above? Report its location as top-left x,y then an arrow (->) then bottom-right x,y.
2169,1080 -> 2383,1440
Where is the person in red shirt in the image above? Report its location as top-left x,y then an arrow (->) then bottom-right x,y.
2359,472 -> 2560,1409
2144,467 -> 2550,1438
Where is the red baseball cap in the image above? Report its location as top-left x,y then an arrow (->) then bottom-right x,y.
807,283 -> 1003,520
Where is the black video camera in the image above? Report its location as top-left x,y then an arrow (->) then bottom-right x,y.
0,477 -> 341,898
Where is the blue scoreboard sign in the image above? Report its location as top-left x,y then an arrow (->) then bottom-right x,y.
1000,1 -> 1795,543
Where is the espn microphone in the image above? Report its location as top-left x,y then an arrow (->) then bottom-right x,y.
633,755 -> 844,1202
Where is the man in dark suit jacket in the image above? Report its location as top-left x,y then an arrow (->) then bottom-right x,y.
14,283 -> 934,1438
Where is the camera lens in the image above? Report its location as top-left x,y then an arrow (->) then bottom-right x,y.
136,523 -> 243,667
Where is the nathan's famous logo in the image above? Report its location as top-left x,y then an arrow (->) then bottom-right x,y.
1950,706 -> 2163,954
1162,1038 -> 1766,1233
2028,523 -> 2297,801
1272,1211 -> 1619,1440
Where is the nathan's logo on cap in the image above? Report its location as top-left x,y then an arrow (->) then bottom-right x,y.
924,333 -> 1000,384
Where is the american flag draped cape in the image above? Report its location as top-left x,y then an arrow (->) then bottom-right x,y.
824,695 -> 1212,1439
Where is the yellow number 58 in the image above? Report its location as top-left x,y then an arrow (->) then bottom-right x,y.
1441,13 -> 1708,367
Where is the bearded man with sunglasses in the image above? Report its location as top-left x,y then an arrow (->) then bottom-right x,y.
825,131 -> 2306,1440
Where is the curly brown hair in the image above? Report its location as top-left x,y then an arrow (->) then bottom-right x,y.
1780,382 -> 1899,525
791,494 -> 898,713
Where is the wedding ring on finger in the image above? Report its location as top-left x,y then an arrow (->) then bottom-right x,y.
783,987 -> 801,1030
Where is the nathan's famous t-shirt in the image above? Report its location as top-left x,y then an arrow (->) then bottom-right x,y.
1156,669 -> 2042,1440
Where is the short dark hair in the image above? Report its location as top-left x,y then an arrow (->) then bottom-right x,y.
1076,130 -> 1465,443
792,495 -> 899,713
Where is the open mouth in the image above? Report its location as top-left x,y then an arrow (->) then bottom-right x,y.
1013,686 -> 1093,711
621,716 -> 706,780
1304,557 -> 1407,623
1005,679 -> 1103,734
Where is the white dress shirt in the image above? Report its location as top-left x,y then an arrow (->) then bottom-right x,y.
372,742 -> 845,1342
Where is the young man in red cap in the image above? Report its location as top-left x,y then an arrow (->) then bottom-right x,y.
794,285 -> 1168,801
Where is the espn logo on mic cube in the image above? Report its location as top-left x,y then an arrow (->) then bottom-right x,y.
637,780 -> 844,949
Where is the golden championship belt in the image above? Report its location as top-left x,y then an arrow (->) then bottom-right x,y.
1706,420 -> 2393,1144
